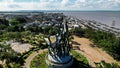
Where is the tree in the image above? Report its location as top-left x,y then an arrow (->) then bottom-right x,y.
0,44 -> 22,67
0,24 -> 7,30
9,17 -> 26,26
74,28 -> 120,60
0,18 -> 9,26
14,17 -> 26,23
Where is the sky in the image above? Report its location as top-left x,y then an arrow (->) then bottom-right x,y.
0,0 -> 120,11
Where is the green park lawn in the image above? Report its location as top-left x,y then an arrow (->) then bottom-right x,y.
30,51 -> 48,68
30,50 -> 89,68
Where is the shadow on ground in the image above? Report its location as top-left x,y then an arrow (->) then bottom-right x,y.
72,41 -> 81,45
70,58 -> 92,68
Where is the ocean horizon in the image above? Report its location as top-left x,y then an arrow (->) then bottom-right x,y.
63,11 -> 120,28
0,11 -> 120,28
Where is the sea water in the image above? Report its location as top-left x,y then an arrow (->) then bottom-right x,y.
63,11 -> 120,28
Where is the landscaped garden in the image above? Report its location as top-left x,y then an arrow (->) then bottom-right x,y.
30,51 -> 48,68
0,13 -> 120,68
30,50 -> 89,68
0,14 -> 64,67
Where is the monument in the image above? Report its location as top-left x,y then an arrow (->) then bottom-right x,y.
46,17 -> 73,68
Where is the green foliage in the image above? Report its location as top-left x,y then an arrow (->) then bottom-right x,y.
26,26 -> 41,33
21,50 -> 33,60
8,17 -> 26,32
0,44 -> 22,68
0,18 -> 9,30
9,17 -> 26,25
6,24 -> 24,32
12,63 -> 21,68
74,28 -> 120,60
95,61 -> 120,68
6,26 -> 14,31
49,26 -> 57,35
70,50 -> 89,68
0,30 -> 35,42
30,50 -> 89,68
30,52 -> 48,68
0,18 -> 9,26
71,50 -> 88,64
0,24 -> 7,30
0,32 -> 22,42
9,20 -> 19,25
42,26 -> 51,34
21,33 -> 46,49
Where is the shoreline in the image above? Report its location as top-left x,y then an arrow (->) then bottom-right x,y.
67,16 -> 120,37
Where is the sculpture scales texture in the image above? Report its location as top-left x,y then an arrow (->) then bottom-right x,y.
47,18 -> 72,61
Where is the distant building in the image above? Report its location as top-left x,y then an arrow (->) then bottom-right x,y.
73,24 -> 79,29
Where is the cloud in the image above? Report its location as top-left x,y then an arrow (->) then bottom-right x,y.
8,4 -> 21,8
73,0 -> 120,10
0,0 -> 120,11
61,0 -> 69,6
95,0 -> 120,9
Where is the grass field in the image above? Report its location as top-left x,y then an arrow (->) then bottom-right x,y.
30,50 -> 89,68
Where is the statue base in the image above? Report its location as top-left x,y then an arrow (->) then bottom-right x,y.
46,54 -> 73,68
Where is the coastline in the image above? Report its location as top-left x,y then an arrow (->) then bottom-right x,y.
67,16 -> 120,37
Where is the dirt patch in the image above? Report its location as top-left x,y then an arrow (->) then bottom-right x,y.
11,42 -> 32,53
72,35 -> 120,66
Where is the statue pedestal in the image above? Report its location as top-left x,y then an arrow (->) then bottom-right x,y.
46,54 -> 73,68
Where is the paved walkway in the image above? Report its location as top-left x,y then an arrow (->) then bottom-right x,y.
22,35 -> 120,68
23,49 -> 47,68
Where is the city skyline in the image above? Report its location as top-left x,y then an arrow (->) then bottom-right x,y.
0,0 -> 120,11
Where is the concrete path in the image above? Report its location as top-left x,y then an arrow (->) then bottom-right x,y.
23,49 -> 47,68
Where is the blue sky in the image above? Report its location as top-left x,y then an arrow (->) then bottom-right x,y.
0,0 -> 120,11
